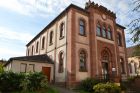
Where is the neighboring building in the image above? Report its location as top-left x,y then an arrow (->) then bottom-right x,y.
127,46 -> 140,76
0,60 -> 6,65
0,61 -> 3,65
5,1 -> 128,87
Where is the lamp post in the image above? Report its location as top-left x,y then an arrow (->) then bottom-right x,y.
112,68 -> 116,82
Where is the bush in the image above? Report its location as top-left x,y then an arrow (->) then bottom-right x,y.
0,64 -> 4,73
78,78 -> 99,92
0,72 -> 24,92
20,72 -> 48,91
93,82 -> 121,93
0,72 -> 48,92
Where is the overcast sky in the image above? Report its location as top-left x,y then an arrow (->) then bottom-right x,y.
0,0 -> 136,60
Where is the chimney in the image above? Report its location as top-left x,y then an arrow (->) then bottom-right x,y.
85,0 -> 92,8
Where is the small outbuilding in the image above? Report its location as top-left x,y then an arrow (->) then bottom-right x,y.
4,54 -> 54,82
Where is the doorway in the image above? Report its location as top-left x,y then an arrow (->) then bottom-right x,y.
42,67 -> 51,82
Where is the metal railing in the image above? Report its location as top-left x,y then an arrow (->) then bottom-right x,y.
96,74 -> 110,82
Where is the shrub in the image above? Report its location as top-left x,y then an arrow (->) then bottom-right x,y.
0,72 -> 48,92
93,82 -> 121,93
0,71 -> 24,92
0,64 -> 4,73
78,78 -> 99,92
20,72 -> 48,91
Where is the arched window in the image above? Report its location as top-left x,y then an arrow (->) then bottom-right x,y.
134,63 -> 137,74
58,52 -> 64,73
42,37 -> 45,49
117,33 -> 122,46
79,19 -> 86,36
96,22 -> 101,36
102,25 -> 107,38
120,58 -> 125,74
79,50 -> 87,71
32,46 -> 34,55
27,49 -> 29,56
36,42 -> 39,53
129,63 -> 132,74
107,27 -> 112,39
60,22 -> 64,38
49,31 -> 53,45
102,51 -> 109,62
139,61 -> 140,68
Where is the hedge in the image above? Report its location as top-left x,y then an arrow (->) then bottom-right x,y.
0,72 -> 48,92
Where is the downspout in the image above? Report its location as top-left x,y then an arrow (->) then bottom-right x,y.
54,21 -> 58,83
65,11 -> 68,87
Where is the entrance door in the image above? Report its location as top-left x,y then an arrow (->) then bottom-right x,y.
102,62 -> 109,80
101,50 -> 110,81
42,67 -> 51,82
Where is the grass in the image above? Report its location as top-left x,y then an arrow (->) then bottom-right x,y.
78,90 -> 90,93
12,87 -> 59,93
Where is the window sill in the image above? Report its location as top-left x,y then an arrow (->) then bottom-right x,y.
121,73 -> 126,75
79,33 -> 87,37
59,36 -> 64,40
41,48 -> 45,50
49,43 -> 53,46
96,35 -> 114,41
79,69 -> 88,72
118,45 -> 123,47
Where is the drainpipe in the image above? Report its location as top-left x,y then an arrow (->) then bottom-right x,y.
65,12 -> 68,87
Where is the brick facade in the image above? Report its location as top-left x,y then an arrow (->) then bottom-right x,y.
26,1 -> 127,87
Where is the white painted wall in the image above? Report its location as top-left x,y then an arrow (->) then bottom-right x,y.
5,60 -> 54,82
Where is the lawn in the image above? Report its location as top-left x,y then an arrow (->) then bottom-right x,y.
12,87 -> 59,93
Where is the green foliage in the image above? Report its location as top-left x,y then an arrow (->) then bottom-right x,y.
12,87 -> 59,93
0,64 -> 4,73
78,78 -> 100,92
0,72 -> 48,92
93,82 -> 121,93
20,72 -> 48,92
132,45 -> 140,56
0,71 -> 24,92
128,0 -> 140,45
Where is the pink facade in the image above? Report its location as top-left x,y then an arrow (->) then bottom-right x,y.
26,1 -> 128,87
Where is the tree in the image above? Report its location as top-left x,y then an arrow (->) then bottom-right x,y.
128,0 -> 140,57
0,64 -> 4,73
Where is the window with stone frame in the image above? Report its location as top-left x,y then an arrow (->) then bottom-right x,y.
134,63 -> 137,74
129,63 -> 132,74
27,49 -> 29,56
42,37 -> 45,49
29,64 -> 35,72
79,50 -> 87,72
79,19 -> 86,36
96,22 -> 101,36
107,26 -> 112,40
49,31 -> 53,45
117,33 -> 122,46
58,52 -> 64,73
120,58 -> 125,74
36,42 -> 39,53
20,63 -> 27,73
32,46 -> 34,55
102,25 -> 107,38
60,22 -> 65,39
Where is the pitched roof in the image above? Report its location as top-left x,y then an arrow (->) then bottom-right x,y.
4,54 -> 54,66
26,4 -> 88,47
26,3 -> 126,47
127,46 -> 135,57
127,45 -> 140,57
116,23 -> 126,29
